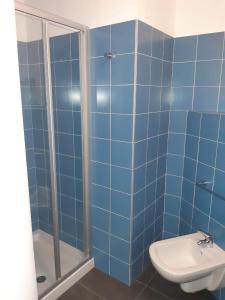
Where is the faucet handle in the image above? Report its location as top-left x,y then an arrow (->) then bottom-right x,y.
197,230 -> 213,247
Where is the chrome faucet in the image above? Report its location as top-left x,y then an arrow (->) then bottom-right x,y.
197,230 -> 213,247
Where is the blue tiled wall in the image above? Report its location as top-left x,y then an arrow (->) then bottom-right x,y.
18,32 -> 84,250
163,31 -> 225,299
131,21 -> 173,281
90,20 -> 173,285
90,20 -> 135,285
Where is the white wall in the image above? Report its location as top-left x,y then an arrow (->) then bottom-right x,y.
16,0 -> 176,36
174,0 -> 225,37
0,1 -> 38,300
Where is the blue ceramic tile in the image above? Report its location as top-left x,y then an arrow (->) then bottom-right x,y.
92,247 -> 109,274
158,134 -> 168,156
218,87 -> 225,112
133,189 -> 145,216
219,115 -> 225,143
209,219 -> 225,250
150,58 -> 162,86
111,141 -> 132,168
187,112 -> 201,136
148,113 -> 160,137
192,208 -> 209,232
61,194 -> 75,217
196,162 -> 214,186
134,165 -> 146,193
146,160 -> 157,184
172,62 -> 195,87
111,86 -> 133,114
163,37 -> 174,61
152,28 -> 164,59
111,166 -> 131,194
111,21 -> 135,54
167,154 -> 183,176
136,86 -> 149,114
183,157 -> 196,182
193,87 -> 219,112
28,40 -> 40,64
111,213 -> 130,241
110,236 -> 129,263
167,133 -> 185,155
71,32 -> 79,59
74,135 -> 82,158
73,111 -> 81,135
91,138 -> 110,164
61,214 -> 76,237
111,114 -> 132,142
181,179 -> 195,203
161,87 -> 171,111
53,86 -> 72,110
132,235 -> 143,262
197,32 -> 224,60
200,113 -> 220,141
220,61 -> 225,86
198,138 -> 217,167
72,60 -> 80,85
185,135 -> 199,160
144,202 -> 155,225
162,62 -> 172,86
92,227 -> 109,253
217,143 -> 225,172
60,175 -> 75,198
138,21 -> 152,55
91,162 -> 110,187
174,36 -> 197,62
169,111 -> 187,133
29,64 -> 43,87
111,54 -> 134,84
57,133 -> 74,156
135,114 -> 148,141
91,113 -> 110,139
194,187 -> 211,215
170,87 -> 193,110
166,175 -> 182,197
57,110 -> 73,134
164,194 -> 180,216
17,41 -> 28,64
111,190 -> 131,218
149,86 -> 161,112
134,140 -> 147,167
157,156 -> 166,178
110,257 -> 129,285
155,196 -> 164,218
91,184 -> 110,210
147,136 -> 158,161
54,61 -> 72,86
137,54 -> 150,85
180,200 -> 193,224
133,211 -> 144,237
90,26 -> 110,57
195,60 -> 221,86
90,86 -> 110,113
90,57 -> 110,85
92,206 -> 109,232
164,214 -> 179,234
59,154 -> 75,177
214,170 -> 225,198
53,34 -> 71,61
159,111 -> 169,134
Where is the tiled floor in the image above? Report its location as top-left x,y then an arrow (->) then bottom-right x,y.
58,264 -> 215,300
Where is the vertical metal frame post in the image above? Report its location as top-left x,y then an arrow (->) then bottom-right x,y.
42,21 -> 61,280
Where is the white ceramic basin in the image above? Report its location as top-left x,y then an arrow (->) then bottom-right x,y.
149,232 -> 225,293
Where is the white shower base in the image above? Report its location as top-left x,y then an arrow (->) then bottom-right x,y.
33,230 -> 94,299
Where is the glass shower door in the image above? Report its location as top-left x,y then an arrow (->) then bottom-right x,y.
16,10 -> 90,298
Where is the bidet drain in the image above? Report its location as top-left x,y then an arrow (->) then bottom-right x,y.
36,276 -> 46,283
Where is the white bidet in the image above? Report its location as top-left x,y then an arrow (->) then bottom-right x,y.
149,232 -> 225,293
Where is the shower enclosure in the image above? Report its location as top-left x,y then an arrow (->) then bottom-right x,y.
15,2 -> 92,299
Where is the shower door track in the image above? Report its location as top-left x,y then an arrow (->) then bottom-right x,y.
15,1 -> 91,298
